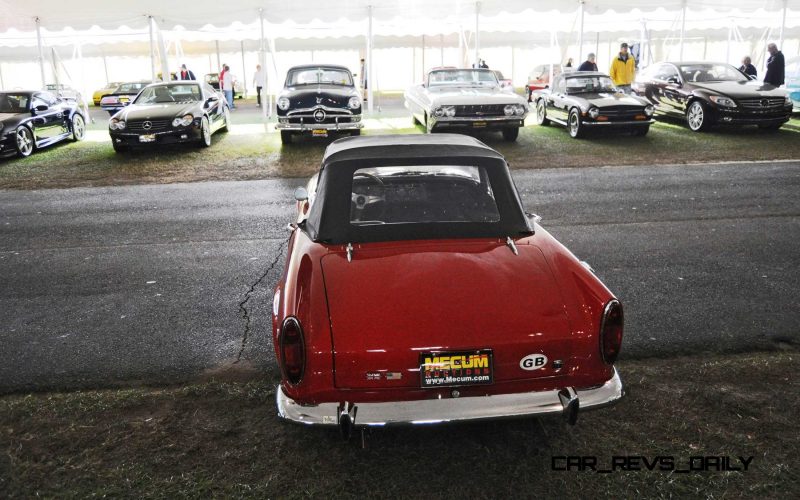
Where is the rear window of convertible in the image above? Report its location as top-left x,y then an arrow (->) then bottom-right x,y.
350,165 -> 501,226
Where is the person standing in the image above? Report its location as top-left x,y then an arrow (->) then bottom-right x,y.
479,59 -> 489,69
609,42 -> 636,93
764,43 -> 785,87
565,58 -> 573,68
253,64 -> 266,107
739,56 -> 757,78
577,53 -> 598,72
359,58 -> 367,101
222,64 -> 235,109
178,64 -> 195,81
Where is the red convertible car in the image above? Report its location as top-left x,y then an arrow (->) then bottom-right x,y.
273,134 -> 624,437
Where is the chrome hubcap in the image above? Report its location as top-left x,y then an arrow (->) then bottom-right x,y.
16,129 -> 32,155
203,119 -> 211,144
688,103 -> 703,130
537,103 -> 545,122
73,116 -> 85,139
569,114 -> 579,135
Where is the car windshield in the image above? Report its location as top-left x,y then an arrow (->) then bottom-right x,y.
134,84 -> 202,104
287,68 -> 353,86
680,64 -> 747,83
565,75 -> 617,93
350,165 -> 501,225
0,94 -> 30,113
428,69 -> 499,86
118,83 -> 146,93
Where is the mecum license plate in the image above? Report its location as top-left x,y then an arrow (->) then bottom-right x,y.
139,134 -> 156,143
419,350 -> 493,388
312,129 -> 328,137
472,121 -> 487,128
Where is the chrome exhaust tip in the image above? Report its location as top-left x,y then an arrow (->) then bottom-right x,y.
558,387 -> 579,425
337,402 -> 358,440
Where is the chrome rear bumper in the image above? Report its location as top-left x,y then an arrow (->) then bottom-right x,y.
276,368 -> 623,428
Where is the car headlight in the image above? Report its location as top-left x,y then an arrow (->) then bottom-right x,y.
588,107 -> 600,119
348,96 -> 361,109
785,95 -> 793,106
433,107 -> 445,117
442,105 -> 456,117
504,105 -> 516,116
644,105 -> 655,116
109,118 -> 126,130
709,96 -> 737,108
278,97 -> 290,111
514,104 -> 526,116
172,114 -> 194,127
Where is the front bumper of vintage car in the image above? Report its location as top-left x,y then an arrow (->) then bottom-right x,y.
277,368 -> 623,428
276,106 -> 363,131
430,115 -> 526,130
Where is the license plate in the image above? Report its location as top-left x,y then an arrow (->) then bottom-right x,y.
139,134 -> 156,143
472,121 -> 487,128
419,350 -> 493,388
312,129 -> 328,137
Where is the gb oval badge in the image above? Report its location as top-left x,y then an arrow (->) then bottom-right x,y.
520,353 -> 548,371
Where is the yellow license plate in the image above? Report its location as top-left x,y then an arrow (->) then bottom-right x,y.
473,121 -> 487,128
139,134 -> 156,143
312,129 -> 328,137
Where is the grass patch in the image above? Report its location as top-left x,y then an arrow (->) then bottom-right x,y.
0,113 -> 799,190
1,351 -> 797,498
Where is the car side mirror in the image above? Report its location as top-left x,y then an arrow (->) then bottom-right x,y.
294,187 -> 309,201
32,104 -> 48,114
526,212 -> 542,224
205,96 -> 218,108
666,77 -> 681,86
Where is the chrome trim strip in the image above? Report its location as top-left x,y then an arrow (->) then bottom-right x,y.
581,119 -> 655,126
276,368 -> 623,427
287,105 -> 354,116
276,122 -> 364,131
432,115 -> 527,123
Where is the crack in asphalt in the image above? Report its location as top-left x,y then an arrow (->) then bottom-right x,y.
235,237 -> 289,364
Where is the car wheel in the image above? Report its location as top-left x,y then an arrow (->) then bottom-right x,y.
71,114 -> 86,141
632,125 -> 650,137
199,116 -> 212,147
535,100 -> 550,126
280,130 -> 293,145
220,107 -> 230,133
112,142 -> 128,154
15,126 -> 35,157
686,100 -> 711,132
502,127 -> 520,142
568,109 -> 585,138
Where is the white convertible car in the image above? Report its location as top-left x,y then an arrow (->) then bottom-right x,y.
404,68 -> 528,141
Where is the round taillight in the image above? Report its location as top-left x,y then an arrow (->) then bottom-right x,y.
600,300 -> 624,364
280,317 -> 305,384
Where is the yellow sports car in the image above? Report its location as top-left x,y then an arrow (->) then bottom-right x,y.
92,82 -> 122,106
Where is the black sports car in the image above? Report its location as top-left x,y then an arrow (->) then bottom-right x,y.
276,64 -> 363,144
0,90 -> 86,158
108,82 -> 229,153
633,62 -> 793,131
531,72 -> 654,138
100,81 -> 150,115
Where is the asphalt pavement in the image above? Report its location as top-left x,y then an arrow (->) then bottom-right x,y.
1,161 -> 798,392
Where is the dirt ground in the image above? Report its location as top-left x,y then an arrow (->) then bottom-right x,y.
1,351 -> 797,498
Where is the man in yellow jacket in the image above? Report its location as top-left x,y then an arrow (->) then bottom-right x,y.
609,42 -> 636,93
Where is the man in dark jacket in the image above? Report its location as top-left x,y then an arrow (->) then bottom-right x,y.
739,56 -> 757,78
577,53 -> 598,72
764,43 -> 785,86
178,64 -> 196,81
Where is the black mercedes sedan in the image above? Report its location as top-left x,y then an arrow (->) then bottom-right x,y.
276,64 -> 363,144
0,90 -> 86,158
531,72 -> 654,138
108,82 -> 229,153
633,62 -> 793,131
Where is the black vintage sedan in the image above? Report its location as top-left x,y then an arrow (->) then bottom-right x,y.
108,82 -> 229,153
100,81 -> 150,115
532,72 -> 654,138
276,64 -> 363,144
0,90 -> 86,158
633,62 -> 793,131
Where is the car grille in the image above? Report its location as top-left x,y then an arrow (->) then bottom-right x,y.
286,108 -> 356,125
126,120 -> 171,132
454,104 -> 506,117
596,106 -> 644,117
737,97 -> 786,110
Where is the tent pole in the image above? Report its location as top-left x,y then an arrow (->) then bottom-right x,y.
578,0 -> 585,63
474,1 -> 480,67
0,62 -> 5,90
102,52 -> 109,85
367,4 -> 374,114
779,0 -> 787,49
215,40 -> 221,72
148,17 -> 157,82
679,1 -> 686,61
35,17 -> 46,88
51,47 -> 59,91
421,34 -> 425,78
241,40 -> 247,97
259,8 -> 268,121
155,19 -> 170,81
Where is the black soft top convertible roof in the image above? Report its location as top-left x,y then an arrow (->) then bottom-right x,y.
305,135 -> 532,244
